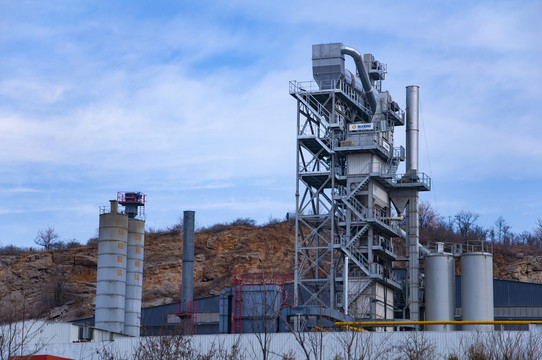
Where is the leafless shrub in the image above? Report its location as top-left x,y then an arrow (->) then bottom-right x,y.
231,218 -> 257,227
334,329 -> 392,360
199,335 -> 246,360
394,331 -> 437,360
452,330 -> 542,360
133,333 -> 196,360
95,343 -> 130,360
281,349 -> 296,360
0,245 -> 30,256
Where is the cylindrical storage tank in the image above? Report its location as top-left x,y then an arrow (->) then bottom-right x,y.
124,218 -> 145,336
95,204 -> 128,333
461,252 -> 494,330
424,253 -> 455,331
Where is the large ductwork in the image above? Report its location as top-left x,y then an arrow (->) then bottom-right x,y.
340,46 -> 377,114
406,86 -> 419,175
312,43 -> 378,115
182,210 -> 195,302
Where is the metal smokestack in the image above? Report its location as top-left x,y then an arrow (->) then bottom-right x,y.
406,85 -> 419,175
182,210 -> 195,302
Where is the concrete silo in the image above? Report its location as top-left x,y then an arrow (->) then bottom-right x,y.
95,200 -> 129,333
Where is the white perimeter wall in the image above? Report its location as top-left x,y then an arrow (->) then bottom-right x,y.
35,329 -> 542,360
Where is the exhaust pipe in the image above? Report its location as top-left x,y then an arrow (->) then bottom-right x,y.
406,86 -> 419,175
182,210 -> 195,302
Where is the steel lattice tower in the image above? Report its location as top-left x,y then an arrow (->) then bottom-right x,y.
291,43 -> 430,321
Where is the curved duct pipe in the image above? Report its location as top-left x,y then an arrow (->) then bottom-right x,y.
398,228 -> 429,256
341,46 -> 377,114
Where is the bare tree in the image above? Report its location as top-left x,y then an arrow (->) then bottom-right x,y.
533,219 -> 542,247
333,329 -> 392,360
451,330 -> 542,360
34,225 -> 59,250
0,294 -> 47,359
244,284 -> 281,360
418,202 -> 440,230
454,211 -> 480,238
494,216 -> 512,245
133,325 -> 196,360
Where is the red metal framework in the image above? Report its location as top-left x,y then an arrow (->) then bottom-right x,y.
117,191 -> 146,205
232,276 -> 243,334
175,301 -> 197,335
231,272 -> 295,334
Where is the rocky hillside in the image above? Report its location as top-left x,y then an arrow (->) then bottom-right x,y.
0,221 -> 295,322
0,220 -> 541,323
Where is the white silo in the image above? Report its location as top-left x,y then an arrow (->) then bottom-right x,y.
424,243 -> 455,331
95,200 -> 128,333
461,251 -> 494,330
124,218 -> 145,336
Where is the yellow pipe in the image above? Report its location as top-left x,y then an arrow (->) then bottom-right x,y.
346,325 -> 368,333
313,325 -> 329,332
335,320 -> 542,327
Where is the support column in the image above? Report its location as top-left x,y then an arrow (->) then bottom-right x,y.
408,195 -> 420,321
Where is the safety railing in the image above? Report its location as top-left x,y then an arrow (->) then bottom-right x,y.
391,172 -> 431,189
290,79 -> 372,117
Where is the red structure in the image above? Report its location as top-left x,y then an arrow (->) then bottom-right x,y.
10,356 -> 74,360
231,272 -> 294,334
117,191 -> 146,205
175,300 -> 197,335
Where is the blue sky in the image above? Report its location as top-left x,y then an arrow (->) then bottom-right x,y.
1,1 -> 541,247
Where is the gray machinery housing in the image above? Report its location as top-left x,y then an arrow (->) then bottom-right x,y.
291,43 -> 431,322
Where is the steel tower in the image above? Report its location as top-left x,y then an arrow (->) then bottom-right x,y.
291,43 -> 430,321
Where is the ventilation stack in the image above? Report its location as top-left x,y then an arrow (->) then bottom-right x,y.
95,200 -> 129,333
182,210 -> 195,302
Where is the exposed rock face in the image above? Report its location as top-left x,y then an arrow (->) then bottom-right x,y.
0,221 -> 295,322
0,220 -> 540,322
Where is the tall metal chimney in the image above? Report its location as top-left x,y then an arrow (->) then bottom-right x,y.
182,210 -> 195,302
406,85 -> 419,175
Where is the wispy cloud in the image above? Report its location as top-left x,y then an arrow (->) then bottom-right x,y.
0,0 -> 541,246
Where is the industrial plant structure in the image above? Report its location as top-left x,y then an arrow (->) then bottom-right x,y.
287,43 -> 500,329
290,43 -> 430,322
